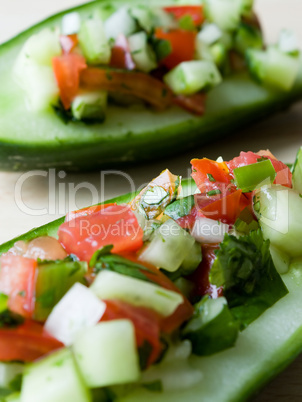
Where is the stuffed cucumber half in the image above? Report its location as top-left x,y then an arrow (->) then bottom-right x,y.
0,0 -> 302,171
1,147 -> 302,400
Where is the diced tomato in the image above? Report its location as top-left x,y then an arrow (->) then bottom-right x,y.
80,68 -> 173,110
0,320 -> 63,362
176,205 -> 198,230
173,93 -> 206,115
164,5 -> 205,26
188,244 -> 223,298
101,299 -> 162,367
0,255 -> 37,318
52,53 -> 87,109
58,204 -> 144,262
60,34 -> 79,54
196,189 -> 250,225
65,203 -> 116,222
110,34 -> 135,70
191,158 -> 234,194
154,28 -> 197,70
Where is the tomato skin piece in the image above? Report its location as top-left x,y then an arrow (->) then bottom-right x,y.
197,189 -> 245,225
60,34 -> 79,54
58,204 -> 144,262
101,299 -> 162,367
164,5 -> 205,26
52,53 -> 87,109
173,93 -> 206,115
154,28 -> 197,70
80,67 -> 173,110
0,320 -> 63,362
110,34 -> 135,70
188,244 -> 223,298
0,255 -> 37,318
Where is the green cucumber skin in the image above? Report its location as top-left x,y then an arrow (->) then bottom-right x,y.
1,1 -> 302,171
1,178 -> 302,401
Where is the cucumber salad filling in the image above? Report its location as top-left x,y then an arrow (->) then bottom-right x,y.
2,147 -> 302,401
14,1 -> 300,122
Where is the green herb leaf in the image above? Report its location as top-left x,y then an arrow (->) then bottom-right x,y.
210,230 -> 288,329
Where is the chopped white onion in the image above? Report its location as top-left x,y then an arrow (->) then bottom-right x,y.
191,216 -> 229,244
198,23 -> 222,45
61,12 -> 81,35
45,283 -> 106,346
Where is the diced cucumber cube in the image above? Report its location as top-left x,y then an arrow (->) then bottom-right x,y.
61,12 -> 81,35
73,320 -> 140,388
138,219 -> 195,272
130,6 -> 154,33
152,8 -> 177,30
21,348 -> 91,402
19,64 -> 59,112
141,340 -> 202,392
34,260 -> 87,321
104,7 -> 137,41
128,31 -> 157,73
182,296 -> 239,356
78,13 -> 110,64
270,245 -> 290,275
91,270 -> 183,316
164,60 -> 222,95
292,147 -> 302,194
14,28 -> 61,71
0,362 -> 23,389
71,91 -> 107,121
279,29 -> 299,55
257,185 -> 302,257
246,46 -> 300,91
198,23 -> 222,46
45,283 -> 106,346
204,0 -> 243,31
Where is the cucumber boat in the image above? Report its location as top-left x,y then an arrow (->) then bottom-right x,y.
1,148 -> 302,401
0,0 -> 302,171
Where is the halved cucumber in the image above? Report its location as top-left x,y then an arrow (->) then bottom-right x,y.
2,179 -> 302,401
0,0 -> 302,171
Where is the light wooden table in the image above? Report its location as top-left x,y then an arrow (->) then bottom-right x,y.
1,1 -> 302,400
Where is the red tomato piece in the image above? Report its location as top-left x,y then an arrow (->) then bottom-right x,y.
101,299 -> 162,367
0,255 -> 37,318
173,93 -> 206,115
65,203 -> 116,222
0,320 -> 63,362
110,34 -> 135,70
60,34 -> 79,54
197,189 -> 245,225
58,204 -> 144,262
80,67 -> 173,110
176,205 -> 198,230
188,244 -> 223,298
164,5 -> 205,26
154,28 -> 197,70
52,53 -> 87,109
191,158 -> 234,194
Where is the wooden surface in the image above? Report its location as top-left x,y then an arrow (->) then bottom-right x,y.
1,0 -> 302,400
